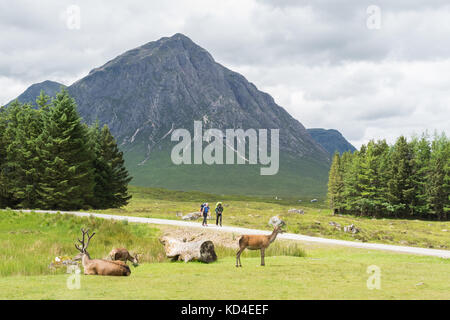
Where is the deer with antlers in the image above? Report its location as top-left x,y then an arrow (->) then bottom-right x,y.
236,224 -> 285,267
74,228 -> 131,276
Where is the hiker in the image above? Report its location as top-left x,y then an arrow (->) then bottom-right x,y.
202,203 -> 210,226
215,202 -> 224,227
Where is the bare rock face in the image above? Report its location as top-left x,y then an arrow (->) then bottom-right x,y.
68,34 -> 329,162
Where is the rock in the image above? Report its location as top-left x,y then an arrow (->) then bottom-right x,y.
329,221 -> 341,230
176,212 -> 183,217
344,224 -> 360,234
288,208 -> 304,214
442,229 -> 448,232
311,199 -> 318,203
269,216 -> 285,227
181,212 -> 202,220
314,221 -> 321,225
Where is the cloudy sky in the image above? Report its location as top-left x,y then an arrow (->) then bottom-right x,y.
1,0 -> 449,147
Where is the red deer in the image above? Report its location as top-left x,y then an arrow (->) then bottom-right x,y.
109,248 -> 140,267
74,228 -> 131,276
236,225 -> 285,267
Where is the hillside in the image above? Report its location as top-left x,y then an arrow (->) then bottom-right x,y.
6,80 -> 65,107
307,128 -> 356,155
8,34 -> 334,197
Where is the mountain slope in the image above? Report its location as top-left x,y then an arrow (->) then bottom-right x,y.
7,80 -> 65,106
9,34 -> 332,197
307,128 -> 356,155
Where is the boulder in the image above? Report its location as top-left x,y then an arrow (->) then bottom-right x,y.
288,208 -> 304,214
181,212 -> 202,220
344,224 -> 360,234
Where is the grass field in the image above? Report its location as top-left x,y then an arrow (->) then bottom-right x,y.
124,142 -> 330,197
1,209 -> 449,300
93,186 -> 450,250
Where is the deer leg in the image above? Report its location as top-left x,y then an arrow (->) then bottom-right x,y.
260,248 -> 265,266
236,248 -> 244,267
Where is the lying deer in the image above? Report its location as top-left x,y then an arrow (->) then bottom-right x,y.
236,225 -> 285,267
108,248 -> 140,267
74,228 -> 131,276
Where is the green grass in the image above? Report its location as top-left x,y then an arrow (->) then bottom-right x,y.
94,186 -> 450,250
1,208 -> 449,299
0,210 -> 166,277
124,142 -> 329,197
0,209 -> 305,277
1,250 -> 448,299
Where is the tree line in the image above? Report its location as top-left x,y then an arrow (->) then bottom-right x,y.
328,134 -> 449,220
0,89 -> 132,210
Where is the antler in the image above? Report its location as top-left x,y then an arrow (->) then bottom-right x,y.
75,228 -> 95,252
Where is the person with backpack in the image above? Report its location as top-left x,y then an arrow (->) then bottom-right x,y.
215,202 -> 224,227
202,203 -> 210,227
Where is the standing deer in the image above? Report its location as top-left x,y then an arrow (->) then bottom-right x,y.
108,248 -> 140,267
74,228 -> 131,276
236,225 -> 285,267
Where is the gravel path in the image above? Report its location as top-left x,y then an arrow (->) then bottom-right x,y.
20,209 -> 450,259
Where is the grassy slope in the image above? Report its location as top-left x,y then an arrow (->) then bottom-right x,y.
123,143 -> 329,197
0,210 -> 449,299
95,186 -> 450,250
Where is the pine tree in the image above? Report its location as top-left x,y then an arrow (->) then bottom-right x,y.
427,133 -> 450,220
0,106 -> 10,207
387,136 -> 415,217
90,125 -> 132,208
37,89 -> 94,210
410,135 -> 431,217
342,147 -> 364,215
4,102 -> 43,208
358,140 -> 390,216
328,152 -> 344,213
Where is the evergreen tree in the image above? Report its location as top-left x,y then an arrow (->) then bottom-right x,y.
4,102 -> 43,208
90,125 -> 132,208
427,133 -> 450,220
0,106 -> 10,207
410,135 -> 431,217
36,89 -> 94,210
342,147 -> 364,215
387,136 -> 415,217
328,152 -> 344,213
358,140 -> 390,216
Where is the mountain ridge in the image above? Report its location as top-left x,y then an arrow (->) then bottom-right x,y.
307,128 -> 356,155
6,33 -> 339,197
